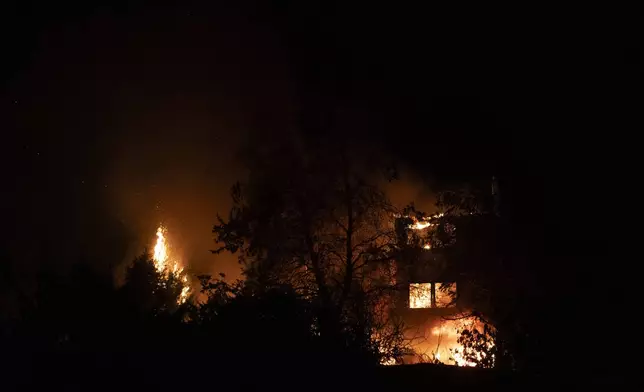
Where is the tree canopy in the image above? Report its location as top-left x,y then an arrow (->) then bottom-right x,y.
213,136 -> 410,363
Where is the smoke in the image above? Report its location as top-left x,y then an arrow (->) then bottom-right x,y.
382,165 -> 438,213
4,5 -> 295,282
5,4 -> 438,284
98,7 -> 295,281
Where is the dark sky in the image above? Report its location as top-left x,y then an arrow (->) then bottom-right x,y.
2,1 -> 639,282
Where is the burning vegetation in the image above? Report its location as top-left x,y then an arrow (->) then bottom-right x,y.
143,206 -> 493,368
127,137 -> 501,370
152,225 -> 190,304
404,316 -> 495,367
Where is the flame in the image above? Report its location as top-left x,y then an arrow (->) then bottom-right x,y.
406,317 -> 495,367
409,212 -> 444,230
396,212 -> 443,249
152,225 -> 190,304
410,221 -> 432,230
153,226 -> 169,271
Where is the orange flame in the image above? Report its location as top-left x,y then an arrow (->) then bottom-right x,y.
409,212 -> 444,230
152,225 -> 190,304
153,226 -> 169,271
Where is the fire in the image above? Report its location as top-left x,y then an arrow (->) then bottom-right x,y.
408,317 -> 494,367
409,282 -> 456,309
409,283 -> 432,308
153,226 -> 169,271
396,213 -> 495,367
409,212 -> 444,230
152,225 -> 190,304
395,212 -> 443,249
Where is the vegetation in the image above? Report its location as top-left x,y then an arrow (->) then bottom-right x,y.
212,136 -> 410,365
0,137 -> 541,389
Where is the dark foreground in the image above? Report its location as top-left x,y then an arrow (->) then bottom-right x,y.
2,350 -> 623,391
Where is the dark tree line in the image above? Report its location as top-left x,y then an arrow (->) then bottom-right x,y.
0,130 -> 551,389
0,250 -> 392,390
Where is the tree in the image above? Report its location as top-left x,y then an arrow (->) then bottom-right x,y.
120,252 -> 187,317
213,136 -> 408,364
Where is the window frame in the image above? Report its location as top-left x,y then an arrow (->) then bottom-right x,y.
408,282 -> 456,309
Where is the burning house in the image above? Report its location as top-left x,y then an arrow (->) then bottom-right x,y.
391,214 -> 486,366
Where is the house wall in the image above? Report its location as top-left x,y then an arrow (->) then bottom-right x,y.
392,250 -> 478,365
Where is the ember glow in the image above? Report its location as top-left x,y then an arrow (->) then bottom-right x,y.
409,283 -> 432,308
396,211 -> 443,249
152,225 -> 190,304
409,282 -> 456,309
435,283 -> 456,308
407,317 -> 494,367
409,212 -> 444,230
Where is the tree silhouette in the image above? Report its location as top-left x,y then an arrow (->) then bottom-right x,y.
213,136 -> 409,364
121,252 -> 182,314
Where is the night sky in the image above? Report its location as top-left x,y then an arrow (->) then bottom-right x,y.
2,1 -> 639,288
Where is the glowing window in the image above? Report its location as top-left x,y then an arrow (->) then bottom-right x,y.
409,282 -> 456,308
435,283 -> 457,308
409,283 -> 432,308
